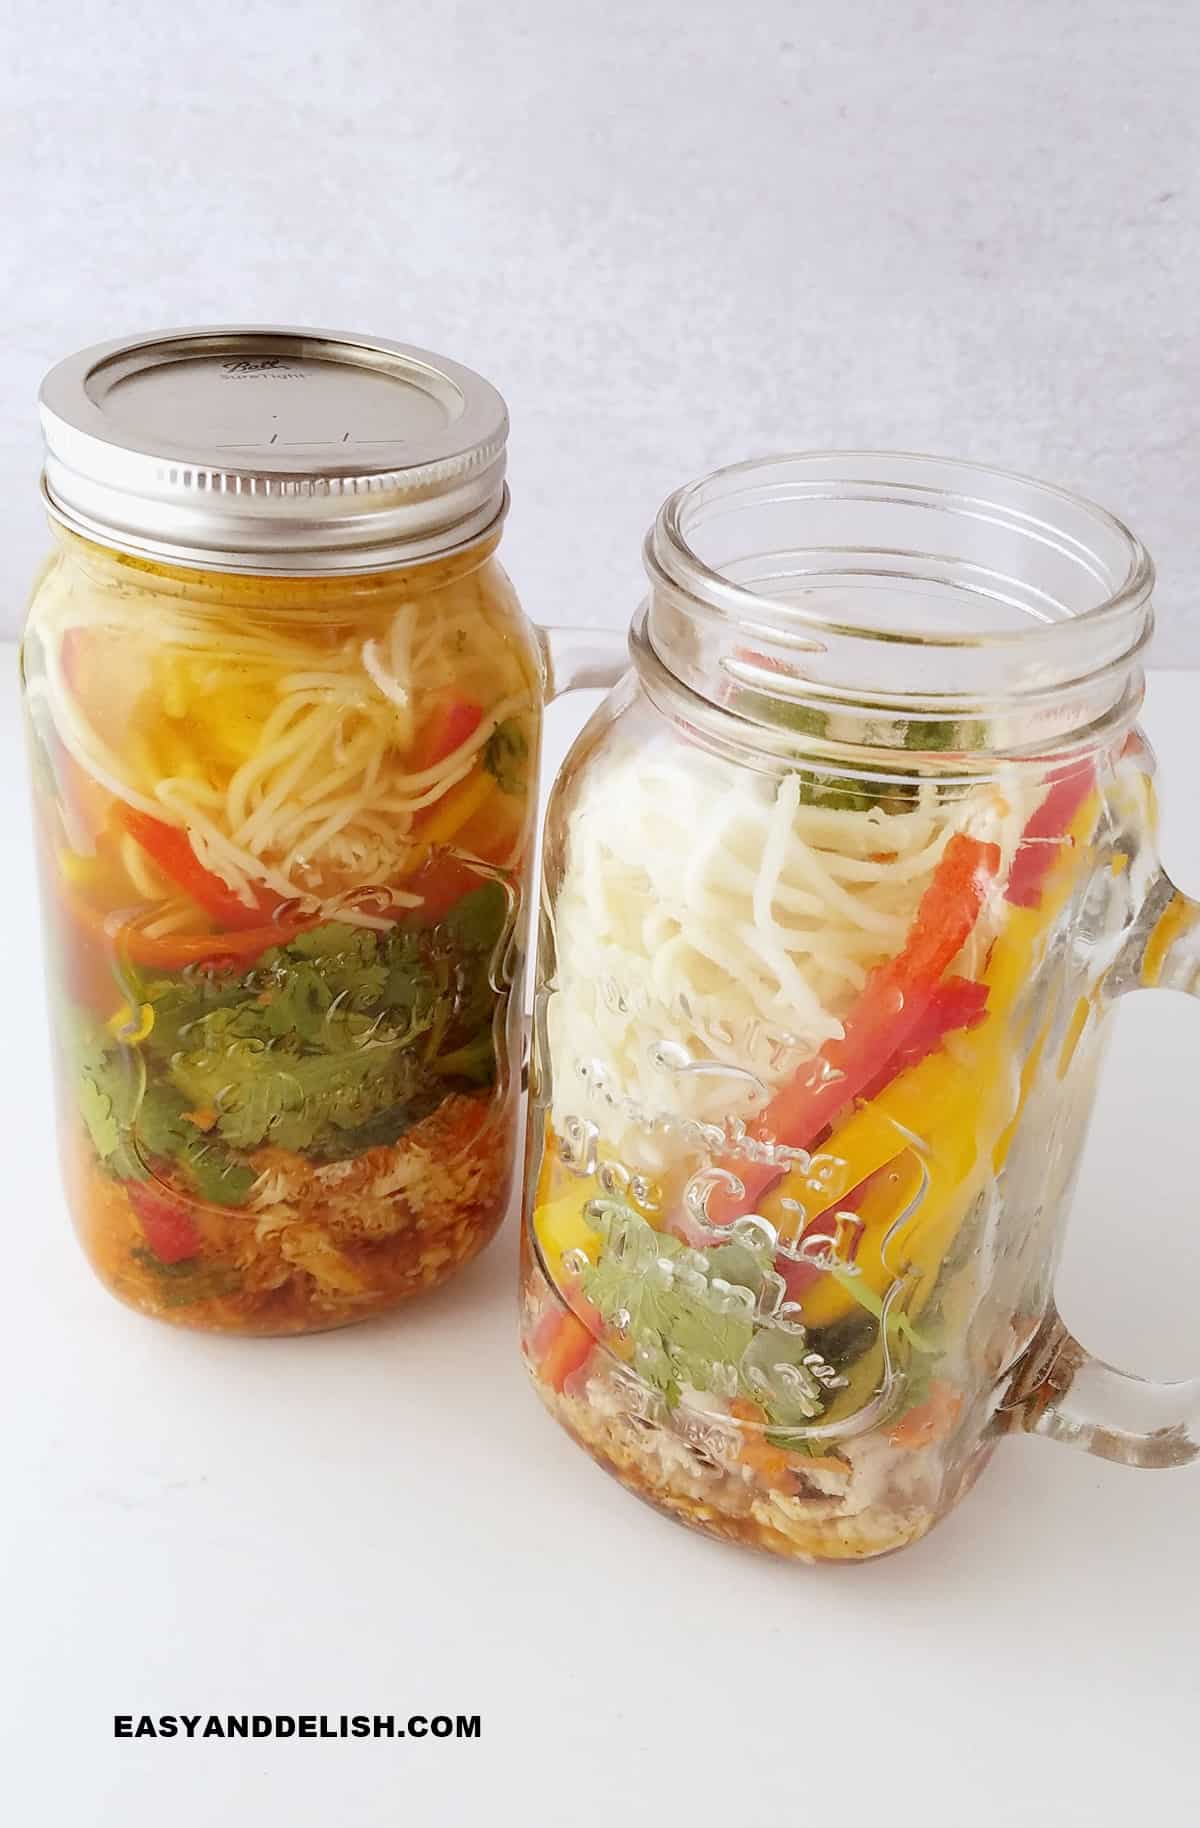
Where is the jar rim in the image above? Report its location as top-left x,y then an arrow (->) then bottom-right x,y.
646,449 -> 1154,653
639,451 -> 1154,753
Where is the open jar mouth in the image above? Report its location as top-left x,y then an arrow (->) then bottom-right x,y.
640,452 -> 1154,761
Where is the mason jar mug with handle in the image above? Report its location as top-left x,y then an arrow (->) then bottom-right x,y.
20,325 -> 624,1336
521,451 -> 1200,1563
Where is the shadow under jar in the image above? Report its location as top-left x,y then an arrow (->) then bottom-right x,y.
21,326 -> 624,1336
522,451 -> 1200,1563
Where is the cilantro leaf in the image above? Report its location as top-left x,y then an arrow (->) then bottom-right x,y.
735,688 -> 981,812
63,889 -> 510,1192
167,1008 -> 426,1153
128,1247 -> 241,1308
581,1204 -> 855,1428
482,718 -> 529,795
78,1072 -> 122,1161
70,1013 -> 143,1174
581,1206 -> 764,1412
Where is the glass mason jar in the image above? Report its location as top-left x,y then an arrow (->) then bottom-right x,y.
21,326 -> 622,1336
522,451 -> 1200,1563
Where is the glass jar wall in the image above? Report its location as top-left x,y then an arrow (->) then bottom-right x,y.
25,529 -> 541,1333
519,452 -> 1179,1561
23,327 -> 543,1334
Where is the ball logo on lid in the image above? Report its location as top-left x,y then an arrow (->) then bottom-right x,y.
220,357 -> 306,379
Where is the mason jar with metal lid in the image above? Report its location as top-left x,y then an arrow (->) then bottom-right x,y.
21,325 -> 624,1335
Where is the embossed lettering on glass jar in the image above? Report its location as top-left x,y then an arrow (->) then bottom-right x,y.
21,325 -> 623,1334
522,452 -> 1200,1564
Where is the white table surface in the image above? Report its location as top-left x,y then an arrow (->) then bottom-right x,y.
3,653 -> 1199,1828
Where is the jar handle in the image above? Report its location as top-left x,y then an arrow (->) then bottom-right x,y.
537,625 -> 629,701
1002,868 -> 1200,1467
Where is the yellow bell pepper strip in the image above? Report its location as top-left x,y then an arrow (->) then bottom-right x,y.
780,962 -> 1031,1331
530,1124 -> 675,1283
534,1186 -> 602,1282
784,787 -> 1103,1331
107,1000 -> 155,1044
775,777 -> 1101,1270
1056,995 -> 1092,1081
1141,891 -> 1193,988
413,766 -> 495,847
529,1123 -> 600,1281
783,1149 -> 939,1330
56,844 -> 101,890
706,833 -> 1002,1226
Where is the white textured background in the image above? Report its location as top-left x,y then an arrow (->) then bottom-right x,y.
2,0 -> 1198,652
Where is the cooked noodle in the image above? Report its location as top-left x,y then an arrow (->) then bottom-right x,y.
28,552 -> 534,907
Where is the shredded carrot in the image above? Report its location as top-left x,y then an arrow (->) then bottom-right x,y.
889,1380 -> 962,1449
730,1397 -> 796,1484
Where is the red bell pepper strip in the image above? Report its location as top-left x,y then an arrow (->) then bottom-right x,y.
856,974 -> 989,1105
117,807 -> 286,930
776,983 -> 986,1297
127,1181 -> 202,1264
776,1158 -> 884,1303
404,850 -> 491,924
1005,763 -> 1096,909
408,696 -> 484,772
707,832 -> 1001,1226
60,877 -> 314,974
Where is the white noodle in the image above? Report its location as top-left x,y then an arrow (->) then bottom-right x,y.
545,742 -> 1039,1162
32,567 -> 535,935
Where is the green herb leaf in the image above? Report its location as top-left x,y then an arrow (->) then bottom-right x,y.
78,1072 -> 122,1161
65,889 -> 510,1192
128,1246 -> 241,1308
579,1204 -> 837,1425
482,718 -> 529,795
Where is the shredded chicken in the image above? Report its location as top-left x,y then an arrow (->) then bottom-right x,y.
248,1094 -> 502,1242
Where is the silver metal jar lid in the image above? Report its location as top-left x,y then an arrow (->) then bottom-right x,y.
38,325 -> 509,575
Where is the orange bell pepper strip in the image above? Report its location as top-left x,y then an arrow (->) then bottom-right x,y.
707,832 -> 1002,1225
